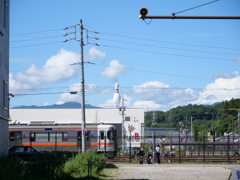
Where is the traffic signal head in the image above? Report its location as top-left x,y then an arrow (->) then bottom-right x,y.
140,8 -> 148,17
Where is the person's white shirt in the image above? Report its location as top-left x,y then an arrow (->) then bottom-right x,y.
156,146 -> 160,153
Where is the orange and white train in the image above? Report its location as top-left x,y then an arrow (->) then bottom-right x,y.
9,122 -> 118,158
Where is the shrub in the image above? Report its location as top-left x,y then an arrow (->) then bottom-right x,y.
64,150 -> 106,178
24,152 -> 72,180
0,155 -> 24,180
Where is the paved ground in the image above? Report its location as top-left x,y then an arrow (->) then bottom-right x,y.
104,164 -> 240,180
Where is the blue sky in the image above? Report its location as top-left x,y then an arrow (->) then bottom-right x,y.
9,0 -> 240,111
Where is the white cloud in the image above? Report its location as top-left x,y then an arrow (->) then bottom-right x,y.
56,100 -> 65,105
10,49 -> 79,94
191,76 -> 240,105
133,81 -> 198,106
212,71 -> 239,79
57,83 -> 111,105
98,99 -> 116,108
100,60 -> 125,81
87,46 -> 106,61
234,57 -> 240,63
132,101 -> 162,111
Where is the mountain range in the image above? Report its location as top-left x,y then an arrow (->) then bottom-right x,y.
11,102 -> 101,109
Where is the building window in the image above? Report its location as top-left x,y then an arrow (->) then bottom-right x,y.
3,80 -> 8,109
125,116 -> 130,121
4,0 -> 9,31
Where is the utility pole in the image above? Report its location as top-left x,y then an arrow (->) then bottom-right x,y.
80,19 -> 86,153
191,116 -> 193,138
119,98 -> 126,148
63,19 -> 99,153
238,110 -> 240,138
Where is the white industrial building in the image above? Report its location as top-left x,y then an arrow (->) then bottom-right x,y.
0,0 -> 10,155
9,108 -> 145,148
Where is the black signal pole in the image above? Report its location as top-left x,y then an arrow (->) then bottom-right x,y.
139,8 -> 240,20
139,15 -> 240,20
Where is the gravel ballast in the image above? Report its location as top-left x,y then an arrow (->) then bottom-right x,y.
105,164 -> 239,180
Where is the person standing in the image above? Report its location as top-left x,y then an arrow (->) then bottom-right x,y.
155,144 -> 161,165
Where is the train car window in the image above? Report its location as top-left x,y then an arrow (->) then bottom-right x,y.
16,132 -> 22,142
63,132 -> 68,141
49,132 -> 63,142
77,131 -> 82,141
86,131 -> 91,141
35,132 -> 48,142
56,132 -> 62,142
100,131 -> 104,140
9,132 -> 15,141
30,132 -> 35,141
49,132 -> 55,142
107,130 -> 114,140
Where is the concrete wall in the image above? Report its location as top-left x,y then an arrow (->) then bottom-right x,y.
0,0 -> 10,155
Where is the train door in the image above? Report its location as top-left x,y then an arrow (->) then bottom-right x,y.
9,131 -> 22,146
86,131 -> 91,150
77,130 -> 91,151
77,130 -> 82,151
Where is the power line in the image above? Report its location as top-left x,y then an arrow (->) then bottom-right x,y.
99,32 -> 240,51
10,41 -> 61,48
100,44 -> 234,62
10,84 -> 240,95
100,38 -> 239,56
10,28 -> 240,51
11,28 -> 63,36
10,35 -> 63,43
94,63 -> 212,80
174,0 -> 219,15
10,64 -> 73,73
10,60 -> 213,81
11,89 -> 240,97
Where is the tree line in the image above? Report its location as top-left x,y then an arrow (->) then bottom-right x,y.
144,98 -> 240,137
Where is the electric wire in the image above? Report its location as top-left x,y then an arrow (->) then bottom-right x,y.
174,0 -> 219,15
100,44 -> 234,62
99,32 -> 240,51
10,29 -> 240,51
10,35 -> 63,43
99,38 -> 239,56
10,41 -> 62,48
11,28 -> 63,36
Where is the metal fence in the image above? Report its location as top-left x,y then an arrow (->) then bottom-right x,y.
119,134 -> 240,163
9,133 -> 240,163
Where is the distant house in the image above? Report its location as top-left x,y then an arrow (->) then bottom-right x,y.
0,0 -> 10,155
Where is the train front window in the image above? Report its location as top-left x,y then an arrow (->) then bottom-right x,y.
107,130 -> 114,140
